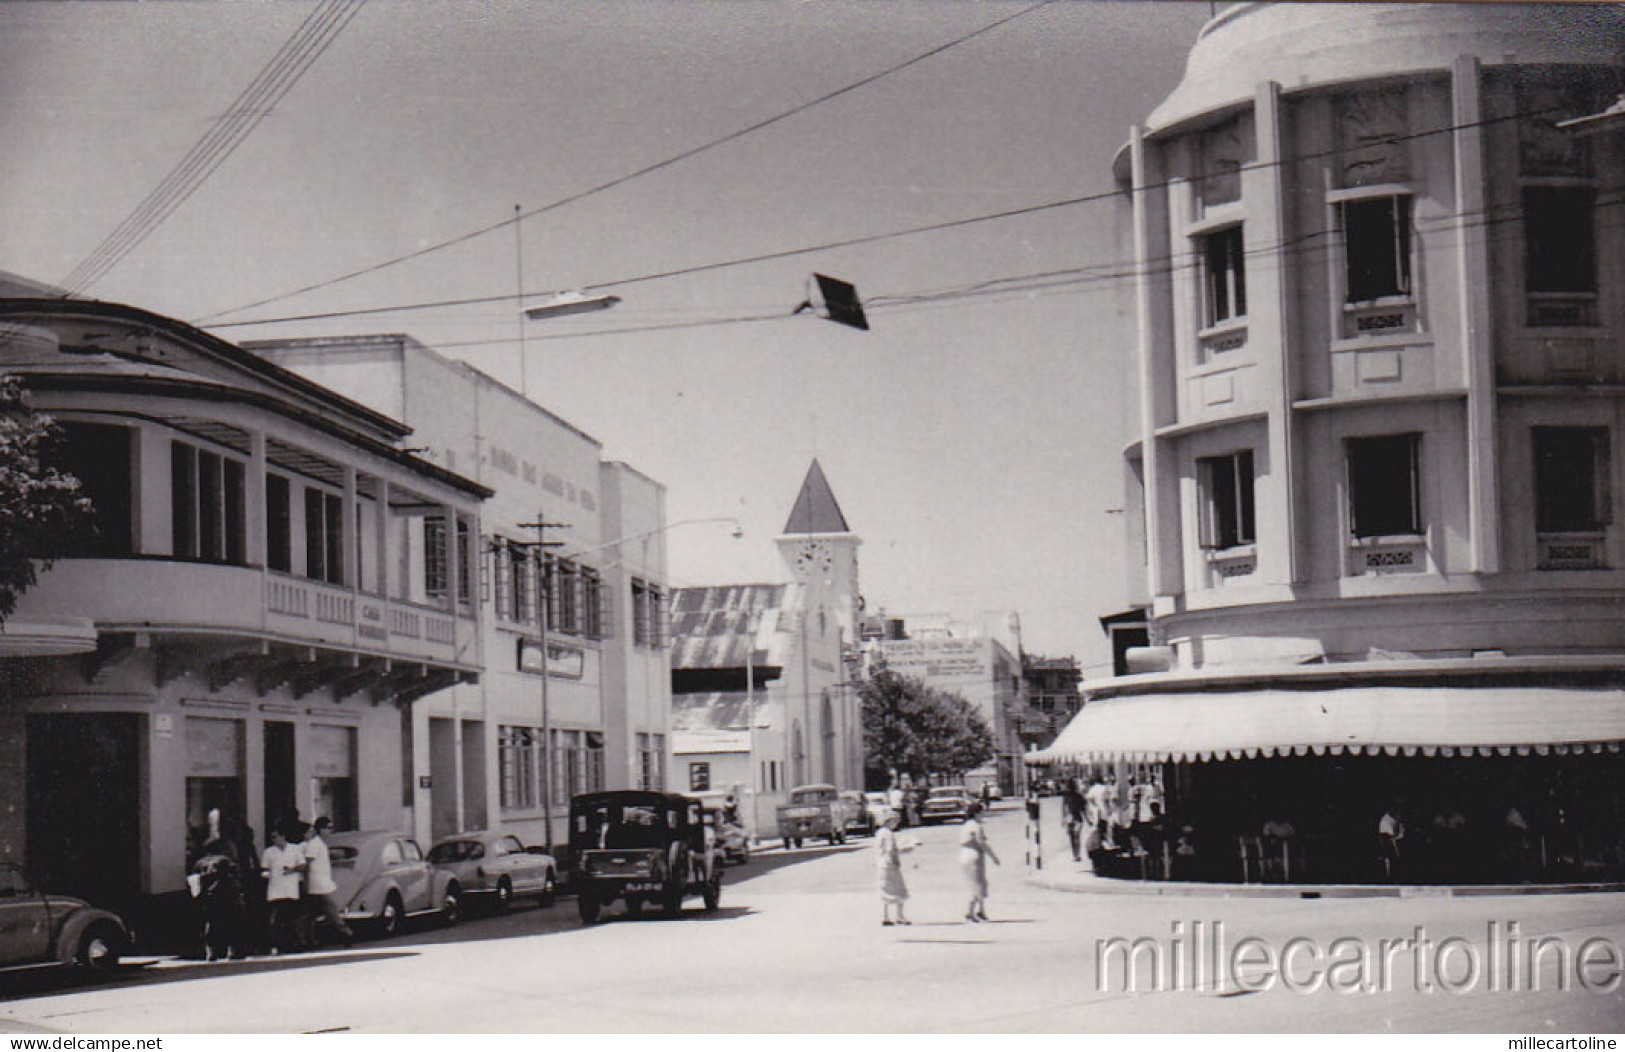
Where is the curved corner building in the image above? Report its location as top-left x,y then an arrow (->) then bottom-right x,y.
1041,3 -> 1625,883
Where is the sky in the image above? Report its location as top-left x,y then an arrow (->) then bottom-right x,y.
0,0 -> 1216,672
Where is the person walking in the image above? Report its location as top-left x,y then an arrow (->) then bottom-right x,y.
260,825 -> 305,955
301,817 -> 354,948
958,801 -> 1000,922
875,811 -> 915,926
1061,779 -> 1087,862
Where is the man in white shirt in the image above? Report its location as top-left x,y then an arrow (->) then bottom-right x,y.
302,817 -> 354,948
260,827 -> 304,955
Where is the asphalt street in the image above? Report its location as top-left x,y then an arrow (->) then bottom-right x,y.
1,806 -> 1621,1033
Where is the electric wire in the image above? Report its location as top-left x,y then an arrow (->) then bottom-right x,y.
194,0 -> 1055,325
197,101 -> 1590,334
57,0 -> 365,297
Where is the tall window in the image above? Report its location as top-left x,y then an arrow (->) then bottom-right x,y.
1348,433 -> 1422,538
498,725 -> 538,810
53,423 -> 133,555
424,517 -> 448,598
171,441 -> 246,564
1524,187 -> 1597,326
1200,226 -> 1247,327
456,518 -> 472,604
1197,450 -> 1256,550
582,569 -> 603,638
303,486 -> 344,585
1534,427 -> 1610,533
266,475 -> 292,572
689,762 -> 711,792
1343,195 -> 1412,302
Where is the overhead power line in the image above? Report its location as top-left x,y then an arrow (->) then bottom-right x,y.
199,100 -> 1576,334
57,0 -> 365,297
194,0 -> 1054,324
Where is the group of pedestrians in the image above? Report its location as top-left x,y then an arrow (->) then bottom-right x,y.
190,811 -> 353,960
873,801 -> 1000,926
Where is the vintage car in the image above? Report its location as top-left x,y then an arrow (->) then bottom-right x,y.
920,786 -> 972,824
863,791 -> 891,827
700,806 -> 751,864
839,790 -> 877,837
570,791 -> 721,924
328,831 -> 462,937
0,862 -> 131,973
427,830 -> 557,911
775,783 -> 856,848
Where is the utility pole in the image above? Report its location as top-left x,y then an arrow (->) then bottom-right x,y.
519,514 -> 565,851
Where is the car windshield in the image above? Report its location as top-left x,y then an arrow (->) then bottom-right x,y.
929,788 -> 965,798
572,801 -> 670,850
790,788 -> 836,804
427,841 -> 483,863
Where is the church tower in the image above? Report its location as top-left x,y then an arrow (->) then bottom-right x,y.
776,459 -> 862,645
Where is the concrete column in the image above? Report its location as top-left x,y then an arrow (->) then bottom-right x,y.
1454,54 -> 1501,574
342,467 -> 359,589
247,431 -> 268,568
1252,81 -> 1303,585
1130,126 -> 1183,603
375,479 -> 392,599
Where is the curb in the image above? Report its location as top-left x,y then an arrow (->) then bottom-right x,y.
1024,871 -> 1625,899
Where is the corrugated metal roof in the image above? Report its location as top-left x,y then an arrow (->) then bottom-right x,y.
669,583 -> 792,669
671,690 -> 782,732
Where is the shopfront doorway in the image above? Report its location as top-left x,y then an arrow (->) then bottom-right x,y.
26,713 -> 141,910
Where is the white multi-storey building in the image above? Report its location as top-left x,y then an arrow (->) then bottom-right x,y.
1040,4 -> 1625,884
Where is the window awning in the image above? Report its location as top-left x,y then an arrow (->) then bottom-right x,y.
1031,685 -> 1625,765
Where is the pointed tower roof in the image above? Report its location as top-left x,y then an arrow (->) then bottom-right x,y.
781,459 -> 851,534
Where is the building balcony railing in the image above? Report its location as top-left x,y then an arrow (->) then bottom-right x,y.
12,557 -> 477,669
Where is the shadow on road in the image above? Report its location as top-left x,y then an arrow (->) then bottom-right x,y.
726,840 -> 871,882
0,950 -> 414,1002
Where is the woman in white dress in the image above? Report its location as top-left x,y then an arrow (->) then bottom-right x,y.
875,811 -> 915,926
958,802 -> 1000,922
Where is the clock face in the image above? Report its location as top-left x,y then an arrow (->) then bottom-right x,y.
795,540 -> 833,578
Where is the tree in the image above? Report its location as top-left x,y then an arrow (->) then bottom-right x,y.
860,657 -> 996,787
0,373 -> 92,624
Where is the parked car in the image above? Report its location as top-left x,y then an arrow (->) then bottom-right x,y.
775,783 -> 858,848
920,786 -> 972,824
0,862 -> 131,973
864,791 -> 891,827
701,805 -> 751,864
328,831 -> 462,937
427,830 -> 557,912
840,791 -> 876,837
570,791 -> 722,924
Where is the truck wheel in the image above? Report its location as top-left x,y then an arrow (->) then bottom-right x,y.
577,892 -> 600,925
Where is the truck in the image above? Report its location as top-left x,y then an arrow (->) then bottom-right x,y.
774,783 -> 857,849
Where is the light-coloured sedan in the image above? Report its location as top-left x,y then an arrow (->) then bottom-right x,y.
328,831 -> 462,937
427,830 -> 557,911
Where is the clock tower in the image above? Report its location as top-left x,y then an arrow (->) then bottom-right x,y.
776,459 -> 862,645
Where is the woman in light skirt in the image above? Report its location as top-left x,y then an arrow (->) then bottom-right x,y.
875,811 -> 915,925
958,801 -> 1000,922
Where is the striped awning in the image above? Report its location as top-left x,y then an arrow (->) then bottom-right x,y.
1031,685 -> 1625,765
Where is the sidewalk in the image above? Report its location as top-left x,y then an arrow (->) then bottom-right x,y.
1024,849 -> 1625,899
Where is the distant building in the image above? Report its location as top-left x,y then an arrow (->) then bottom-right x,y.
867,611 -> 1028,794
1019,654 -> 1082,752
249,334 -> 672,851
1040,3 -> 1625,883
0,289 -> 488,921
670,461 -> 864,835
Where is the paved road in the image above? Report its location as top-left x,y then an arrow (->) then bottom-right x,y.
1,806 -> 1621,1033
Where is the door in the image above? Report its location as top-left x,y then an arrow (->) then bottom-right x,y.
263,721 -> 297,834
26,713 -> 141,911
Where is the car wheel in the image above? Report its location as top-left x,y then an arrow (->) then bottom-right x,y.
441,884 -> 461,926
494,877 -> 513,913
538,872 -> 556,908
793,837 -> 803,849
702,873 -> 721,913
782,838 -> 793,851
662,881 -> 683,918
75,923 -> 123,972
378,892 -> 404,938
577,892 -> 600,925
